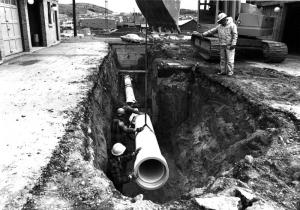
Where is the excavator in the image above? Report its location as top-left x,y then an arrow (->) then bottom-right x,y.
192,0 -> 288,63
135,0 -> 288,63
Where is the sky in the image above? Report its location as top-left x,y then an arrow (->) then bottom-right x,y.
58,0 -> 198,13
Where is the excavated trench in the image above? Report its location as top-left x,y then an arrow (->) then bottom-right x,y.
87,42 -> 299,207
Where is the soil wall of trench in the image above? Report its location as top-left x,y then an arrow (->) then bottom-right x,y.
88,44 -> 300,209
24,44 -> 300,210
153,66 -> 300,209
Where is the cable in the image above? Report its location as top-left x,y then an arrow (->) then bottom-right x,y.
144,20 -> 148,126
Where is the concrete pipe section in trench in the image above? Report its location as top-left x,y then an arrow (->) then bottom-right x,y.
123,75 -> 169,190
133,113 -> 169,190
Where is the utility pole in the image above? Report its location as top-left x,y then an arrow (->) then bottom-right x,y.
73,0 -> 77,37
105,0 -> 108,30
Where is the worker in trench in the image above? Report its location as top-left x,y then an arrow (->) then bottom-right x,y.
194,13 -> 238,76
111,105 -> 144,152
107,143 -> 142,193
117,105 -> 142,125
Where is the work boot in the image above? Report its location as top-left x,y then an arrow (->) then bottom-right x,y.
217,72 -> 226,75
131,194 -> 144,203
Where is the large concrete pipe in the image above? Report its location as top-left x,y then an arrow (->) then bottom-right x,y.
133,114 -> 169,190
124,75 -> 136,104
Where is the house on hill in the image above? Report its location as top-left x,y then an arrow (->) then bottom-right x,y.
59,3 -> 113,17
179,19 -> 197,33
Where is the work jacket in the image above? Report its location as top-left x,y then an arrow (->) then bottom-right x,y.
107,152 -> 136,185
203,17 -> 238,46
112,118 -> 135,134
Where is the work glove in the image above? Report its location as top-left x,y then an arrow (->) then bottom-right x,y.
197,33 -> 204,38
128,172 -> 137,180
192,62 -> 200,73
229,45 -> 236,50
135,147 -> 142,156
135,127 -> 144,133
192,31 -> 199,36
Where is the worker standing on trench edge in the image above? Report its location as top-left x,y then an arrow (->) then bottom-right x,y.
194,13 -> 238,76
107,143 -> 142,193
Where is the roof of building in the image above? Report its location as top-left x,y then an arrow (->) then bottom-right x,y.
178,19 -> 197,26
254,1 -> 293,6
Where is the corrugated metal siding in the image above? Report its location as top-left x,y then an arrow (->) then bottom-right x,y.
260,4 -> 286,41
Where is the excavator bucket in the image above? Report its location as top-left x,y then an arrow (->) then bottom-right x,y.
135,0 -> 181,32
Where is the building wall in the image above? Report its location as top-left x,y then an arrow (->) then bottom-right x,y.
260,3 -> 287,41
79,18 -> 116,29
0,0 -> 60,60
41,0 -> 60,46
19,0 -> 33,51
179,20 -> 197,32
0,14 -> 3,60
0,0 -> 30,57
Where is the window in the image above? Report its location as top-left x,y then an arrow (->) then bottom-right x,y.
47,1 -> 52,24
1,0 -> 16,5
199,0 -> 210,11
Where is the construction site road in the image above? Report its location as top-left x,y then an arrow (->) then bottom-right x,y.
246,55 -> 300,77
0,41 -> 108,209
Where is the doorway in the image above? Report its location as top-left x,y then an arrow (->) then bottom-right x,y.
54,11 -> 59,41
28,1 -> 43,47
0,0 -> 23,56
282,2 -> 300,54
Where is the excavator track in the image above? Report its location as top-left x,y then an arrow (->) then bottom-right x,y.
192,34 -> 288,63
262,40 -> 288,63
191,34 -> 220,61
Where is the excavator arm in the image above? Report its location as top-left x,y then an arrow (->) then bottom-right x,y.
135,0 -> 181,32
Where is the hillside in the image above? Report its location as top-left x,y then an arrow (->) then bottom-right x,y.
59,3 -> 113,17
180,8 -> 197,15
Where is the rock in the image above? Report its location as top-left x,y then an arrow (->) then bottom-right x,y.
235,187 -> 257,201
290,159 -> 300,171
278,136 -> 284,145
131,194 -> 144,203
184,187 -> 205,199
245,200 -> 282,210
206,176 -> 215,185
293,171 -> 300,181
292,181 -> 300,191
194,196 -> 240,210
245,155 -> 254,164
235,187 -> 259,207
87,127 -> 92,134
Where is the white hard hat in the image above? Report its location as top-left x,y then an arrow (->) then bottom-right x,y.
111,143 -> 126,156
117,108 -> 125,115
217,13 -> 227,23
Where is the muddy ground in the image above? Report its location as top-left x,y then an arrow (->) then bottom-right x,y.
1,38 -> 299,209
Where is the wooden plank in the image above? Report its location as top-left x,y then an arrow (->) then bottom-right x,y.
119,70 -> 146,74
